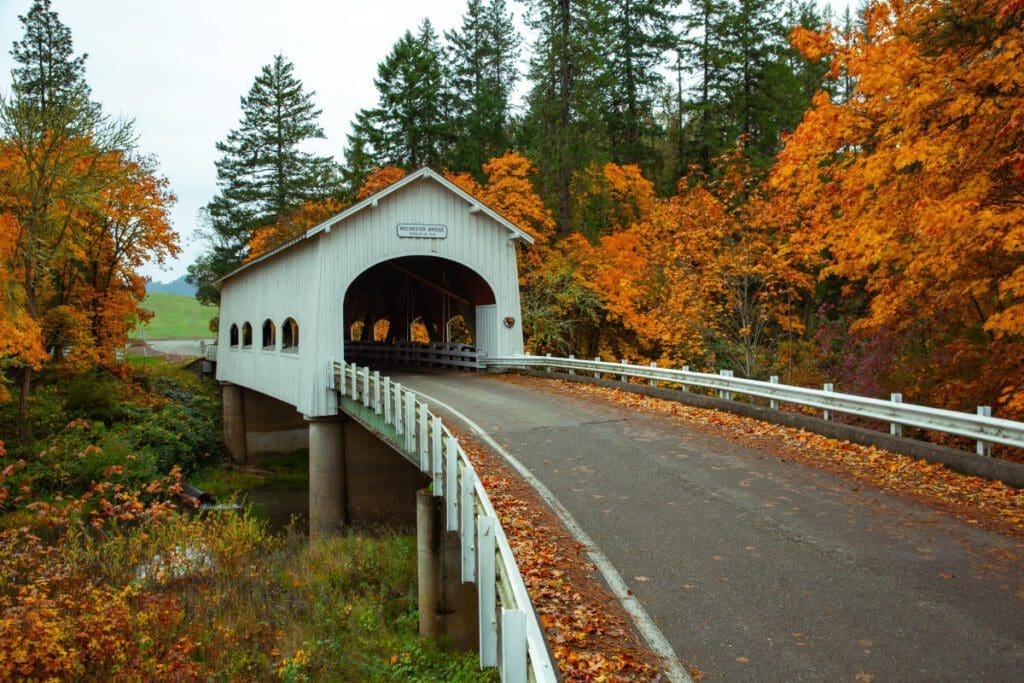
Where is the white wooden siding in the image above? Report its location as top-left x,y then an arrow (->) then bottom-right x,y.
216,173 -> 526,417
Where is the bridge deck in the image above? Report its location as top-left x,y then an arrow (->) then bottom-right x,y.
391,370 -> 1024,680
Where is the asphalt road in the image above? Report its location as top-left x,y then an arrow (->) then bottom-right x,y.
393,370 -> 1024,681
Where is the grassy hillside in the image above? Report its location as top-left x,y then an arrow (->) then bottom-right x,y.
136,292 -> 217,339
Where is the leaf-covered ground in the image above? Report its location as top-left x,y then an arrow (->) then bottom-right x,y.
449,425 -> 678,681
503,374 -> 1024,540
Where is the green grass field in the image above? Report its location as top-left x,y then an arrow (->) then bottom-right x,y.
135,292 -> 218,339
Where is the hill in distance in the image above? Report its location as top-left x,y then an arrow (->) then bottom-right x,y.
136,291 -> 217,340
147,274 -> 196,297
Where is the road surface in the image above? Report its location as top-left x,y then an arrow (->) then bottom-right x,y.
393,370 -> 1024,680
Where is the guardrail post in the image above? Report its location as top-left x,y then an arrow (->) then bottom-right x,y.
445,436 -> 459,531
477,515 -> 497,667
718,369 -> 734,400
459,462 -> 476,583
769,376 -> 779,409
373,370 -> 381,414
649,361 -> 658,387
593,357 -> 601,379
500,608 -> 527,682
890,393 -> 903,437
419,402 -> 430,471
383,377 -> 392,424
545,352 -> 552,374
681,365 -> 689,392
431,415 -> 444,495
394,382 -> 403,435
405,391 -> 416,453
977,406 -> 993,456
568,354 -> 575,375
620,359 -> 628,383
362,366 -> 371,408
823,383 -> 833,421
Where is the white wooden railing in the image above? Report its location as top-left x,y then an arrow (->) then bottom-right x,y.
331,360 -> 557,683
483,354 -> 1024,453
345,341 -> 482,370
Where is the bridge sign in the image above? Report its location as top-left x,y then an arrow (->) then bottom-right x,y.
397,223 -> 447,239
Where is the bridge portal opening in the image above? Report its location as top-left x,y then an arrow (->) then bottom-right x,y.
343,256 -> 496,366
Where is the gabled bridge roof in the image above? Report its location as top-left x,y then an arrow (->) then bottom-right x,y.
218,167 -> 535,285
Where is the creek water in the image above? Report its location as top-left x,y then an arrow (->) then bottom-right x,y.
240,485 -> 308,534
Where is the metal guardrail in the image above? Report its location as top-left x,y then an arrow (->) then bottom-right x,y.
331,360 -> 557,683
345,341 -> 482,370
201,342 -> 217,362
484,354 -> 1024,453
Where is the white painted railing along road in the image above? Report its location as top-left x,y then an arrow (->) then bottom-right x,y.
331,360 -> 557,683
484,354 -> 1024,454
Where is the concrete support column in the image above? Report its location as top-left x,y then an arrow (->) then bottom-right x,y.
416,488 -> 479,651
417,490 -> 443,638
221,382 -> 248,465
307,416 -> 347,539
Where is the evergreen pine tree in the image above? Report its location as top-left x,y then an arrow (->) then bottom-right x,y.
602,0 -> 675,170
522,0 -> 610,234
445,0 -> 520,177
677,0 -> 732,175
189,55 -> 337,304
349,19 -> 451,170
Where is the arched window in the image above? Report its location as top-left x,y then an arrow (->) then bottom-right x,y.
262,319 -> 276,349
282,317 -> 299,351
229,324 -> 239,347
241,322 -> 253,348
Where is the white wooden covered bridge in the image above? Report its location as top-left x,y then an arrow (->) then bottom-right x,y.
215,167 -> 533,419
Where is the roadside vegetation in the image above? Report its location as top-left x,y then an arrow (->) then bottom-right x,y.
0,358 -> 493,680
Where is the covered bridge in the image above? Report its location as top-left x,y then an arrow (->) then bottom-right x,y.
214,167 -> 532,419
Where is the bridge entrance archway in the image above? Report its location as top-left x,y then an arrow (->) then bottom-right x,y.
343,255 -> 498,363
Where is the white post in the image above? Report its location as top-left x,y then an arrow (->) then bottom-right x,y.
349,365 -> 358,400
459,462 -> 476,583
568,354 -> 575,375
500,608 -> 527,682
890,393 -> 903,437
405,391 -> 416,453
362,366 -> 371,408
594,357 -> 601,379
383,377 -> 392,424
681,365 -> 690,392
431,416 -> 444,495
977,406 -> 992,456
394,382 -> 403,435
649,361 -> 658,387
769,375 -> 780,410
418,402 -> 430,472
445,436 -> 458,531
327,359 -> 337,390
823,383 -> 833,421
373,370 -> 381,414
545,352 -> 552,374
719,369 -> 734,400
620,359 -> 628,383
477,515 -> 497,667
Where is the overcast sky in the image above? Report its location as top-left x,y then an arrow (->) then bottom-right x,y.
0,0 -> 852,283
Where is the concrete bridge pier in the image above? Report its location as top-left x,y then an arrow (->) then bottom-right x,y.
416,490 -> 479,651
221,382 -> 249,465
308,416 -> 347,539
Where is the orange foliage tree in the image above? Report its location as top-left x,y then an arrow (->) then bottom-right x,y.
775,0 -> 1024,416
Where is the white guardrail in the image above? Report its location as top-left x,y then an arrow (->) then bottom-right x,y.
484,354 -> 1024,453
331,360 -> 557,683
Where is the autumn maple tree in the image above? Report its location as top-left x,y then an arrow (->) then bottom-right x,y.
774,0 -> 1024,417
